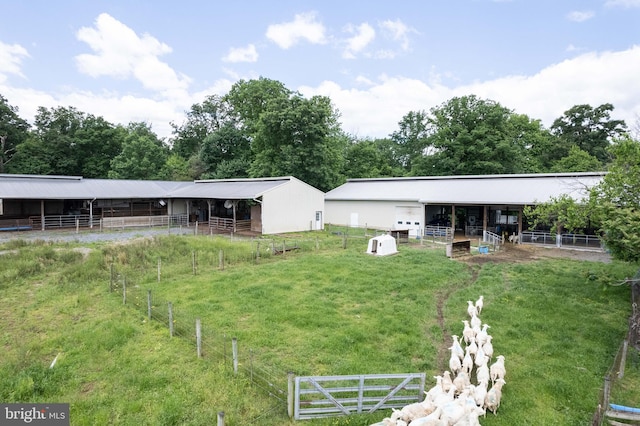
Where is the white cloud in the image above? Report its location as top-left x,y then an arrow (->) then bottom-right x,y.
300,46 -> 640,138
266,12 -> 326,49
0,41 -> 30,82
567,10 -> 595,22
342,23 -> 375,59
605,0 -> 640,7
222,44 -> 259,63
379,19 -> 413,51
75,13 -> 191,100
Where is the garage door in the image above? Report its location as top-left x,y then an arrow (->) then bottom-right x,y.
394,206 -> 422,237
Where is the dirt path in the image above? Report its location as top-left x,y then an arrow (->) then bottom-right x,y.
431,243 -> 610,371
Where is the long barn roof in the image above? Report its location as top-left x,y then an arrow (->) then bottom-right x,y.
324,172 -> 605,205
0,174 -> 293,200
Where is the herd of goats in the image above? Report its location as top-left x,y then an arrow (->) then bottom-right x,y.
371,296 -> 506,426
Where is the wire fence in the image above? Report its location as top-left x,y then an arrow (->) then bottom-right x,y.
105,231 -> 378,423
592,268 -> 640,426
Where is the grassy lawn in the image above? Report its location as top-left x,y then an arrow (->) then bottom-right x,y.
0,233 -> 638,425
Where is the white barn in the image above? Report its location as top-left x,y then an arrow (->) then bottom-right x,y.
325,172 -> 604,238
0,174 -> 325,235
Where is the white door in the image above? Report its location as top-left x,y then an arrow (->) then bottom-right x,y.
350,212 -> 359,227
394,206 -> 422,237
315,211 -> 323,230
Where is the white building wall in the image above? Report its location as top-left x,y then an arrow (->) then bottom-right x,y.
261,178 -> 325,234
325,200 -> 424,233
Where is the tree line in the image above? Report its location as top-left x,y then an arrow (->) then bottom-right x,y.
0,77 -> 631,192
2,76 -> 640,261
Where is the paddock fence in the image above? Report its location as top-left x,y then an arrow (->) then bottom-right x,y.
592,270 -> 640,426
520,230 -> 603,250
106,233 -> 419,423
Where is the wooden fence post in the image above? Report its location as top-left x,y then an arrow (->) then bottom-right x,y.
196,318 -> 202,358
217,411 -> 225,426
192,251 -> 197,275
122,277 -> 126,305
168,302 -> 174,337
250,349 -> 254,383
147,290 -> 152,321
288,372 -> 295,418
256,241 -> 260,263
232,337 -> 238,374
109,263 -> 114,292
618,340 -> 628,379
219,250 -> 224,270
157,258 -> 161,282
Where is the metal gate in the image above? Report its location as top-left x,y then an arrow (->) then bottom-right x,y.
294,373 -> 425,420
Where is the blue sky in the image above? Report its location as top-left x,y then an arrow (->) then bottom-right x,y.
1,0 -> 640,140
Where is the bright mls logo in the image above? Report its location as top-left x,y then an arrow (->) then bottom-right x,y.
1,404 -> 69,425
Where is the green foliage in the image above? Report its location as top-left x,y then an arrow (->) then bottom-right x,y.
411,95 -> 537,176
591,136 -> 640,261
551,145 -> 602,172
0,94 -> 30,173
108,123 -> 169,180
524,194 -> 597,234
551,103 -> 627,163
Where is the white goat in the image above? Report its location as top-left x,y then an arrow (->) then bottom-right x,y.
474,295 -> 484,315
408,406 -> 445,426
441,371 -> 453,393
467,300 -> 478,318
473,380 -> 488,407
467,337 -> 478,357
475,323 -> 490,347
475,355 -> 490,385
489,355 -> 506,384
451,335 -> 464,360
484,378 -> 506,415
461,320 -> 475,345
462,346 -> 474,376
449,351 -> 462,375
474,345 -> 486,368
482,335 -> 494,361
470,312 -> 481,331
508,233 -> 519,243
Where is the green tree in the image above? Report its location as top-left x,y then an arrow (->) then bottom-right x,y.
411,95 -> 529,176
249,93 -> 345,191
198,122 -> 251,178
390,110 -> 429,173
550,103 -> 627,164
9,106 -> 122,177
343,139 -> 394,178
524,194 -> 595,235
161,154 -> 191,181
225,77 -> 291,134
591,136 -> 640,261
170,94 -> 232,160
0,95 -> 30,173
550,146 -> 602,173
108,123 -> 168,180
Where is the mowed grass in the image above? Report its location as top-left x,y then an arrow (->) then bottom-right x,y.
0,234 -> 638,425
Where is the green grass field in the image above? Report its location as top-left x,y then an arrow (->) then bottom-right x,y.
1,233 -> 638,425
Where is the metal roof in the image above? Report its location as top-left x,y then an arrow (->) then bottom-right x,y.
0,174 -> 292,200
168,177 -> 290,199
324,172 -> 605,205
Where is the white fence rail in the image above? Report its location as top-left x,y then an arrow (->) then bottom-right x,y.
521,231 -> 603,250
101,214 -> 188,229
483,230 -> 503,246
423,226 -> 453,242
294,373 -> 425,420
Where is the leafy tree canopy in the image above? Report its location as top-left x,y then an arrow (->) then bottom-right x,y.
0,94 -> 30,173
550,103 -> 627,163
